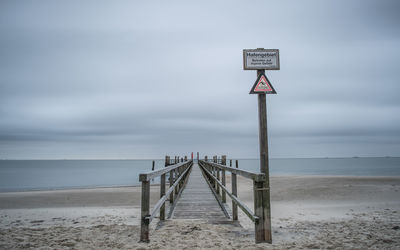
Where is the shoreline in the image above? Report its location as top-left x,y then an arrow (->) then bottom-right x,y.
1,175 -> 399,194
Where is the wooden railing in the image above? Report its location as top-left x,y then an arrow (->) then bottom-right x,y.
139,157 -> 193,242
199,156 -> 268,243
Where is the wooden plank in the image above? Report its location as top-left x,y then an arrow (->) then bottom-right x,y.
171,163 -> 231,221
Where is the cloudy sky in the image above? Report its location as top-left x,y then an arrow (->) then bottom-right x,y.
1,0 -> 399,159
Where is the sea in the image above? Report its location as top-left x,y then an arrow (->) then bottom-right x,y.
0,157 -> 399,192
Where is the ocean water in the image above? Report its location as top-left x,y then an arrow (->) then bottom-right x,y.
0,157 -> 399,192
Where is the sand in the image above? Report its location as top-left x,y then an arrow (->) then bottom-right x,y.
1,176 -> 399,249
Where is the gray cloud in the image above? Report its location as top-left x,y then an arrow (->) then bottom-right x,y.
1,0 -> 400,159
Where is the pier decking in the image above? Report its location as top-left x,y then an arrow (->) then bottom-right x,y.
171,163 -> 230,221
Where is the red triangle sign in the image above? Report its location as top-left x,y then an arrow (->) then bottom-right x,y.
250,74 -> 277,94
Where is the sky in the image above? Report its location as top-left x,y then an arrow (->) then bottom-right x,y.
0,0 -> 400,159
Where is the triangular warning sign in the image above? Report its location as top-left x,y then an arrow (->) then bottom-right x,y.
249,73 -> 277,94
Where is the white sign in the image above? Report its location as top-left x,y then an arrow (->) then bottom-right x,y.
243,49 -> 280,70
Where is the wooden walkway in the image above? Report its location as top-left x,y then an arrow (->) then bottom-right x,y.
170,163 -> 230,221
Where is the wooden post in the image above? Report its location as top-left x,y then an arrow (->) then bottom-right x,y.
197,152 -> 199,162
230,159 -> 232,167
140,180 -> 150,242
253,180 -> 265,243
175,168 -> 179,194
151,160 -> 155,182
236,159 -> 239,168
257,69 -> 272,243
160,173 -> 166,220
169,169 -> 174,204
205,155 -> 208,161
221,155 -> 226,203
232,167 -> 238,221
216,167 -> 220,195
160,157 -> 168,220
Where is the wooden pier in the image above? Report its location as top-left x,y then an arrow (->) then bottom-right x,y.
139,155 -> 271,244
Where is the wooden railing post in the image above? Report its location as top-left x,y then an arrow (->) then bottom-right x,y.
232,161 -> 238,221
140,180 -> 150,242
216,166 -> 220,195
169,169 -> 174,204
205,155 -> 208,161
221,155 -> 226,203
254,180 -> 265,243
175,168 -> 179,195
230,159 -> 232,167
160,156 -> 169,220
236,160 -> 239,168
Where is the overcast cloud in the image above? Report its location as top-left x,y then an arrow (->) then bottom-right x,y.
1,0 -> 400,159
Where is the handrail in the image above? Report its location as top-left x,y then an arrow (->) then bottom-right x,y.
139,161 -> 191,181
199,160 -> 265,181
145,164 -> 192,222
199,157 -> 269,243
199,162 -> 259,223
139,157 -> 193,242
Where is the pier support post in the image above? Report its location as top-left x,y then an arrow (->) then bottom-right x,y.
140,180 -> 150,242
169,169 -> 174,204
232,160 -> 238,220
253,180 -> 265,243
160,173 -> 166,220
221,155 -> 226,203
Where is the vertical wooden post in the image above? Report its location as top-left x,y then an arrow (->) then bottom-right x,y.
160,156 -> 168,220
253,180 -> 265,243
169,169 -> 174,204
151,160 -> 155,182
205,155 -> 208,161
221,155 -> 226,203
232,170 -> 238,221
216,166 -> 220,195
230,159 -> 232,167
174,168 -> 179,194
197,152 -> 199,162
160,173 -> 166,220
213,156 -> 217,189
236,159 -> 239,168
140,180 -> 150,242
257,69 -> 272,243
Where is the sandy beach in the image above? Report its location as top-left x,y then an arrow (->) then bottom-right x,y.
1,176 -> 399,249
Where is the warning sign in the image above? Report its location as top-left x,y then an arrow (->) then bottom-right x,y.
249,74 -> 276,94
